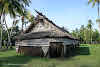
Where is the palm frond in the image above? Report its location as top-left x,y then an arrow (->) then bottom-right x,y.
88,0 -> 93,4
92,1 -> 96,7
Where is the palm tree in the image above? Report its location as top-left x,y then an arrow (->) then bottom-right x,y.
87,19 -> 93,44
21,10 -> 34,33
88,0 -> 100,17
0,0 -> 31,48
88,0 -> 100,30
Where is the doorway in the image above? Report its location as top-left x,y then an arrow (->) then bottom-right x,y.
49,42 -> 63,57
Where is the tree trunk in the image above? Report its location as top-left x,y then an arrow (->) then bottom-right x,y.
22,22 -> 24,33
0,15 -> 2,48
97,1 -> 100,32
21,16 -> 24,33
10,19 -> 15,40
5,20 -> 12,48
3,14 -> 12,49
90,28 -> 92,44
98,0 -> 99,17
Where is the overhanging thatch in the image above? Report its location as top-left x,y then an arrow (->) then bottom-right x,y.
17,31 -> 77,40
16,10 -> 78,41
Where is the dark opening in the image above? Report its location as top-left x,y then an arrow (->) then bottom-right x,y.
49,42 -> 63,58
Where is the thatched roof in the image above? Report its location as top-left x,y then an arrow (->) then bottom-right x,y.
17,31 -> 77,40
24,10 -> 69,34
17,10 -> 78,40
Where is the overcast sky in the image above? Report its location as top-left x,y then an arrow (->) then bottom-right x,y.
7,0 -> 99,31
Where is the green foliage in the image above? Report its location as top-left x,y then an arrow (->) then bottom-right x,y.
88,0 -> 100,18
0,0 -> 33,48
21,10 -> 34,29
71,19 -> 100,44
0,44 -> 100,67
92,29 -> 100,41
88,0 -> 97,7
0,0 -> 31,18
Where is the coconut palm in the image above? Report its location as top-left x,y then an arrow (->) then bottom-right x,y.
88,0 -> 100,31
21,10 -> 34,33
0,0 -> 31,48
87,19 -> 93,44
88,0 -> 100,17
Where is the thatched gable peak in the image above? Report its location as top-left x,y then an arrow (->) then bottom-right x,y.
25,10 -> 69,33
21,10 -> 78,40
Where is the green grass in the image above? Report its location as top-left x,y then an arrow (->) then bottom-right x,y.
0,44 -> 100,67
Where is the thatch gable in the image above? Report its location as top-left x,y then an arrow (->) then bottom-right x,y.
24,10 -> 70,33
20,10 -> 77,40
16,10 -> 79,57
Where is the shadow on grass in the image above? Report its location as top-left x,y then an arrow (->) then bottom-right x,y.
0,55 -> 43,67
76,46 -> 90,55
64,46 -> 90,59
80,65 -> 91,67
0,48 -> 15,52
0,55 -> 57,67
0,46 -> 90,67
0,56 -> 32,67
56,46 -> 90,61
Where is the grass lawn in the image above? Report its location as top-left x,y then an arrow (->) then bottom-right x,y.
0,44 -> 100,67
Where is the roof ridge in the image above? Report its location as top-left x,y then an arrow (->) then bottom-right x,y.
35,10 -> 70,33
23,10 -> 77,40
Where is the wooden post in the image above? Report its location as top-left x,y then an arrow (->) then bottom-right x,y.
61,45 -> 64,57
69,45 -> 71,56
64,45 -> 66,57
46,47 -> 50,58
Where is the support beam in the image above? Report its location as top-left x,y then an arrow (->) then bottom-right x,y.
61,46 -> 64,57
64,45 -> 66,56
